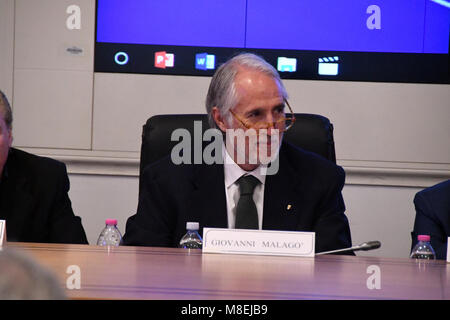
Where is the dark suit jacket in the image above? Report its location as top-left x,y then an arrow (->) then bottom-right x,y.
411,179 -> 450,260
123,142 -> 353,254
0,148 -> 88,244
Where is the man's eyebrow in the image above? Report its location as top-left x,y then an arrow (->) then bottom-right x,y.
243,103 -> 285,116
272,103 -> 285,110
244,107 -> 264,116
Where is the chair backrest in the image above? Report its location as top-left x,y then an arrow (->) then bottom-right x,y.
139,113 -> 336,178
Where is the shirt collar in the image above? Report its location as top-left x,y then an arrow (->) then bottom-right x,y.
222,141 -> 266,188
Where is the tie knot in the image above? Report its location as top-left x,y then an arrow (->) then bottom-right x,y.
237,175 -> 260,195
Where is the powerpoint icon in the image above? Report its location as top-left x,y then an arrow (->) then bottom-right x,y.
155,51 -> 175,69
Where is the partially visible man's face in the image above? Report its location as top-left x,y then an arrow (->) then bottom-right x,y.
0,109 -> 12,178
216,67 -> 285,171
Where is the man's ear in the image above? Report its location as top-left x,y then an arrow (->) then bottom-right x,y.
211,107 -> 228,132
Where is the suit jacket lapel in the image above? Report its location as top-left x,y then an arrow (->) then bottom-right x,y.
188,163 -> 228,230
262,144 -> 302,231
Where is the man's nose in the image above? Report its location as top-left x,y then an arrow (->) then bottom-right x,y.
262,114 -> 276,135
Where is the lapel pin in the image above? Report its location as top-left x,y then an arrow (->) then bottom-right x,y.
287,204 -> 292,211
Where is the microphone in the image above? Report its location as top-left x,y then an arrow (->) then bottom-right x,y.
315,240 -> 381,256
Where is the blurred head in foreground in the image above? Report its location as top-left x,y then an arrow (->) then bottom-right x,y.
0,248 -> 66,299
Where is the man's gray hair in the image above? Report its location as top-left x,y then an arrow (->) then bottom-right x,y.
0,90 -> 12,129
205,53 -> 288,129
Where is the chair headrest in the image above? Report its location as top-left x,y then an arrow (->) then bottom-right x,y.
140,113 -> 336,176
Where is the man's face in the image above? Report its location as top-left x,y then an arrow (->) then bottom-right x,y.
0,110 -> 12,178
217,67 -> 285,171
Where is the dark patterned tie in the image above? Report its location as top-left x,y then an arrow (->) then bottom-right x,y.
235,175 -> 260,229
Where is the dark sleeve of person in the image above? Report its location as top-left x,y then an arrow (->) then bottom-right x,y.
313,166 -> 353,255
122,164 -> 176,247
47,162 -> 88,244
411,191 -> 447,260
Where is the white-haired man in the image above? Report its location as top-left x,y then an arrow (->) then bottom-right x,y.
124,53 -> 353,254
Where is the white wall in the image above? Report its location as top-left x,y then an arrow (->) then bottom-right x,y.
1,0 -> 449,257
343,184 -> 422,258
0,0 -> 14,99
68,174 -> 139,246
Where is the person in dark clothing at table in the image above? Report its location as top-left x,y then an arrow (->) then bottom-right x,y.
0,90 -> 88,244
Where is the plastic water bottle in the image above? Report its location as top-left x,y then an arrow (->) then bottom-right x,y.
410,235 -> 436,259
179,222 -> 203,249
97,219 -> 123,246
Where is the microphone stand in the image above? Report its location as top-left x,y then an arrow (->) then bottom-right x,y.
315,241 -> 381,256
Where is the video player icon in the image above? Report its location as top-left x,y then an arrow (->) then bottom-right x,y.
318,56 -> 339,76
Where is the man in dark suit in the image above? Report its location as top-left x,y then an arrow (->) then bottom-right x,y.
0,90 -> 88,244
411,179 -> 450,260
123,53 -> 352,253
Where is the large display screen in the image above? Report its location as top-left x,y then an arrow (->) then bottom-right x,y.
95,0 -> 450,83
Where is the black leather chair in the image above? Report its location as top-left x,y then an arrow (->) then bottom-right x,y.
139,113 -> 336,183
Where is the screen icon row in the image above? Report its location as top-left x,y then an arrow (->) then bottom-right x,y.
113,51 -> 339,76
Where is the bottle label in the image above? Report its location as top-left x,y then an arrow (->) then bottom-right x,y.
202,228 -> 315,257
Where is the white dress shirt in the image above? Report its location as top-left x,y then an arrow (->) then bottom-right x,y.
222,142 -> 267,229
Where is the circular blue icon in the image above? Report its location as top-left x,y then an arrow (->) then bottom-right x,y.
114,52 -> 129,65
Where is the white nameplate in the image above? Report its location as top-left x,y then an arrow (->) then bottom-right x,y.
202,228 -> 315,257
0,220 -> 6,248
447,237 -> 449,263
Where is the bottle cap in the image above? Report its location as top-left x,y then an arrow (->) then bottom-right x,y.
105,219 -> 118,226
418,235 -> 430,242
186,222 -> 199,230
